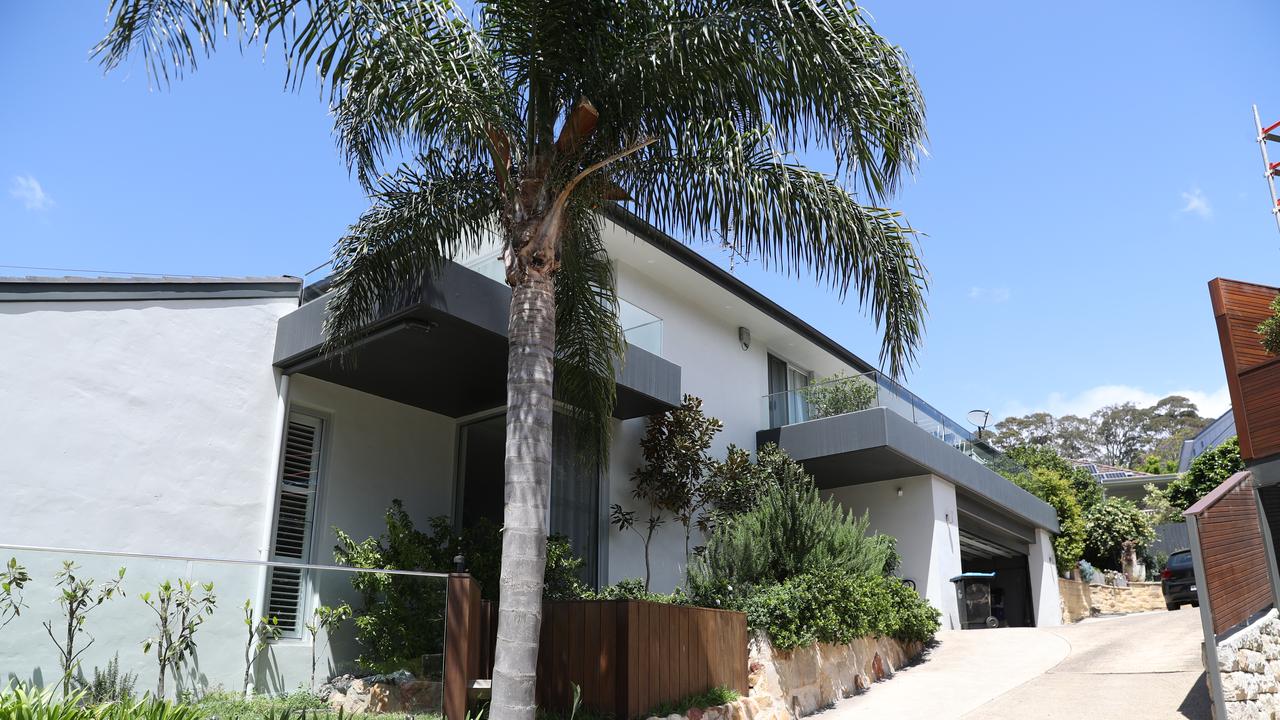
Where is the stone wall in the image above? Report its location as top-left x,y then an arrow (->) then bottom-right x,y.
1213,608 -> 1280,719
1058,578 -> 1167,623
1090,582 -> 1165,614
1060,578 -> 1091,623
643,633 -> 923,720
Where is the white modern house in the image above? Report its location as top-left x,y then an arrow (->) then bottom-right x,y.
0,207 -> 1061,696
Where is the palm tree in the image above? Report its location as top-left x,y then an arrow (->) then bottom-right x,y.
95,2 -> 928,718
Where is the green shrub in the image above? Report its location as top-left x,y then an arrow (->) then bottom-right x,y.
77,655 -> 137,704
646,687 -> 740,717
583,578 -> 687,604
689,448 -> 894,605
1258,295 -> 1280,355
745,573 -> 938,651
1012,468 -> 1085,569
0,687 -> 200,720
334,500 -> 587,671
189,690 -> 327,720
798,372 -> 878,419
1083,497 -> 1155,569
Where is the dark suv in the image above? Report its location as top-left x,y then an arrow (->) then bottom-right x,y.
1161,549 -> 1199,611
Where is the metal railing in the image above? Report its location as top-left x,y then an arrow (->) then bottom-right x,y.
762,370 -> 1029,477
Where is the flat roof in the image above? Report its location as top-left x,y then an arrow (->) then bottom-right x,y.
0,275 -> 302,301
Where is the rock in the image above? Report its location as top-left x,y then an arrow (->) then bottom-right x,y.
687,706 -> 704,720
331,674 -> 356,694
665,713 -> 683,720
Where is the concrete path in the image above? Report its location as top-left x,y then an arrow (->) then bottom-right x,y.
822,607 -> 1209,720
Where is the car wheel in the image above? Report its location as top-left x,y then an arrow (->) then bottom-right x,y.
1166,602 -> 1179,611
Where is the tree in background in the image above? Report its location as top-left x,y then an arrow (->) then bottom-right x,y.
1134,455 -> 1179,475
1010,468 -> 1085,569
1083,497 -> 1155,570
1003,444 -> 1103,512
1144,437 -> 1244,522
990,395 -> 1210,469
96,4 -> 931,716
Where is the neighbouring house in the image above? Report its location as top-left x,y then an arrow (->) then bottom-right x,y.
1177,408 -> 1236,472
0,207 -> 1061,697
1073,462 -> 1179,503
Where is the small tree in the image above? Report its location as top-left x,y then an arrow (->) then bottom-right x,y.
1083,497 -> 1155,570
608,505 -> 665,592
799,372 -> 878,419
697,444 -> 777,542
1012,468 -> 1085,569
1258,295 -> 1280,354
1,557 -> 31,629
141,579 -> 217,698
628,396 -> 724,563
305,603 -> 352,689
242,600 -> 282,695
43,562 -> 125,695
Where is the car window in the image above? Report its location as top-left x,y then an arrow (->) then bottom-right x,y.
1168,552 -> 1194,570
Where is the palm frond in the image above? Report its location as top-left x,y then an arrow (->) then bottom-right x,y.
323,156 -> 500,357
551,201 -> 623,466
620,120 -> 928,377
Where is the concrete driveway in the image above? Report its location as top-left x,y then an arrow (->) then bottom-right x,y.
825,607 -> 1209,719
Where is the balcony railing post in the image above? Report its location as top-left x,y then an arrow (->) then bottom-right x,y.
445,572 -> 482,720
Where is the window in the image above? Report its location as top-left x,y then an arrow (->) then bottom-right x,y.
767,354 -> 811,427
265,410 -> 324,637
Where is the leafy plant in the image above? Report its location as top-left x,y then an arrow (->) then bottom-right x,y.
745,572 -> 938,650
607,505 -> 665,592
305,603 -> 352,688
1,557 -> 31,630
189,690 -> 328,720
242,600 -> 282,694
1083,497 -> 1155,570
798,372 -> 878,419
645,686 -> 739,718
140,579 -> 217,698
333,500 -> 586,671
1146,437 -> 1245,519
1258,295 -> 1280,354
1003,445 -> 1102,512
77,654 -> 137,705
1010,468 -> 1085,569
582,578 -> 687,604
616,396 -> 724,584
0,686 -> 201,720
689,446 -> 894,606
42,562 -> 125,695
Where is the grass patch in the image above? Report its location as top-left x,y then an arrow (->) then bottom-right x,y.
644,687 -> 739,718
189,690 -> 440,720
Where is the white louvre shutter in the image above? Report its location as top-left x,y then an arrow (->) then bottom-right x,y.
266,411 -> 323,636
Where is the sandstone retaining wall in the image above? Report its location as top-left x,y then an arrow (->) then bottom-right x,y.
1058,578 -> 1167,623
1212,608 -> 1280,719
642,633 -> 924,720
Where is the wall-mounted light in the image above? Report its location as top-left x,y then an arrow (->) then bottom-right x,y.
896,487 -> 904,497
738,326 -> 751,351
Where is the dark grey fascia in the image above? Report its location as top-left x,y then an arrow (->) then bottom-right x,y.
274,261 -> 681,419
0,276 -> 301,302
757,407 -> 1060,533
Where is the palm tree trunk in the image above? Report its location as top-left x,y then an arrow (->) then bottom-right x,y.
491,270 -> 557,720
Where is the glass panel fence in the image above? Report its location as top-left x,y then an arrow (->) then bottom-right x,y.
760,371 -> 1029,479
0,544 -> 448,717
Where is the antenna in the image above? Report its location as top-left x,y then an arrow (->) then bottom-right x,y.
1252,104 -> 1280,234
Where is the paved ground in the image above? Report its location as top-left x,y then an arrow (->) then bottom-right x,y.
825,607 -> 1210,720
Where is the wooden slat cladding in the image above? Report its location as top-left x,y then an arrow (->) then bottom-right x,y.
1188,471 -> 1273,635
1209,278 -> 1280,460
466,599 -> 746,719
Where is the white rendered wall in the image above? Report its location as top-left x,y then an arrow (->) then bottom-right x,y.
1027,527 -> 1062,627
603,253 -> 850,591
828,475 -> 962,630
0,296 -> 294,696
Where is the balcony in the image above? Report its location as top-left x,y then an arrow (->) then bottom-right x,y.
761,371 -> 1029,478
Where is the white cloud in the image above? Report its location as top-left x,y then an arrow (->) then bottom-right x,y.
968,286 -> 1010,303
9,175 -> 53,211
1180,187 -> 1212,219
999,383 -> 1231,421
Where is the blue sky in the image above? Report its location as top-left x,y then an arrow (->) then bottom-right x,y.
3,1 -> 1278,427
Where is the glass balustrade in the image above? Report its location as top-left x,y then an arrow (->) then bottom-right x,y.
762,371 -> 1029,478
0,544 -> 448,711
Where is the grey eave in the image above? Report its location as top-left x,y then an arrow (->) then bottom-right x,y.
757,407 -> 1060,533
0,276 -> 301,302
274,261 -> 681,419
